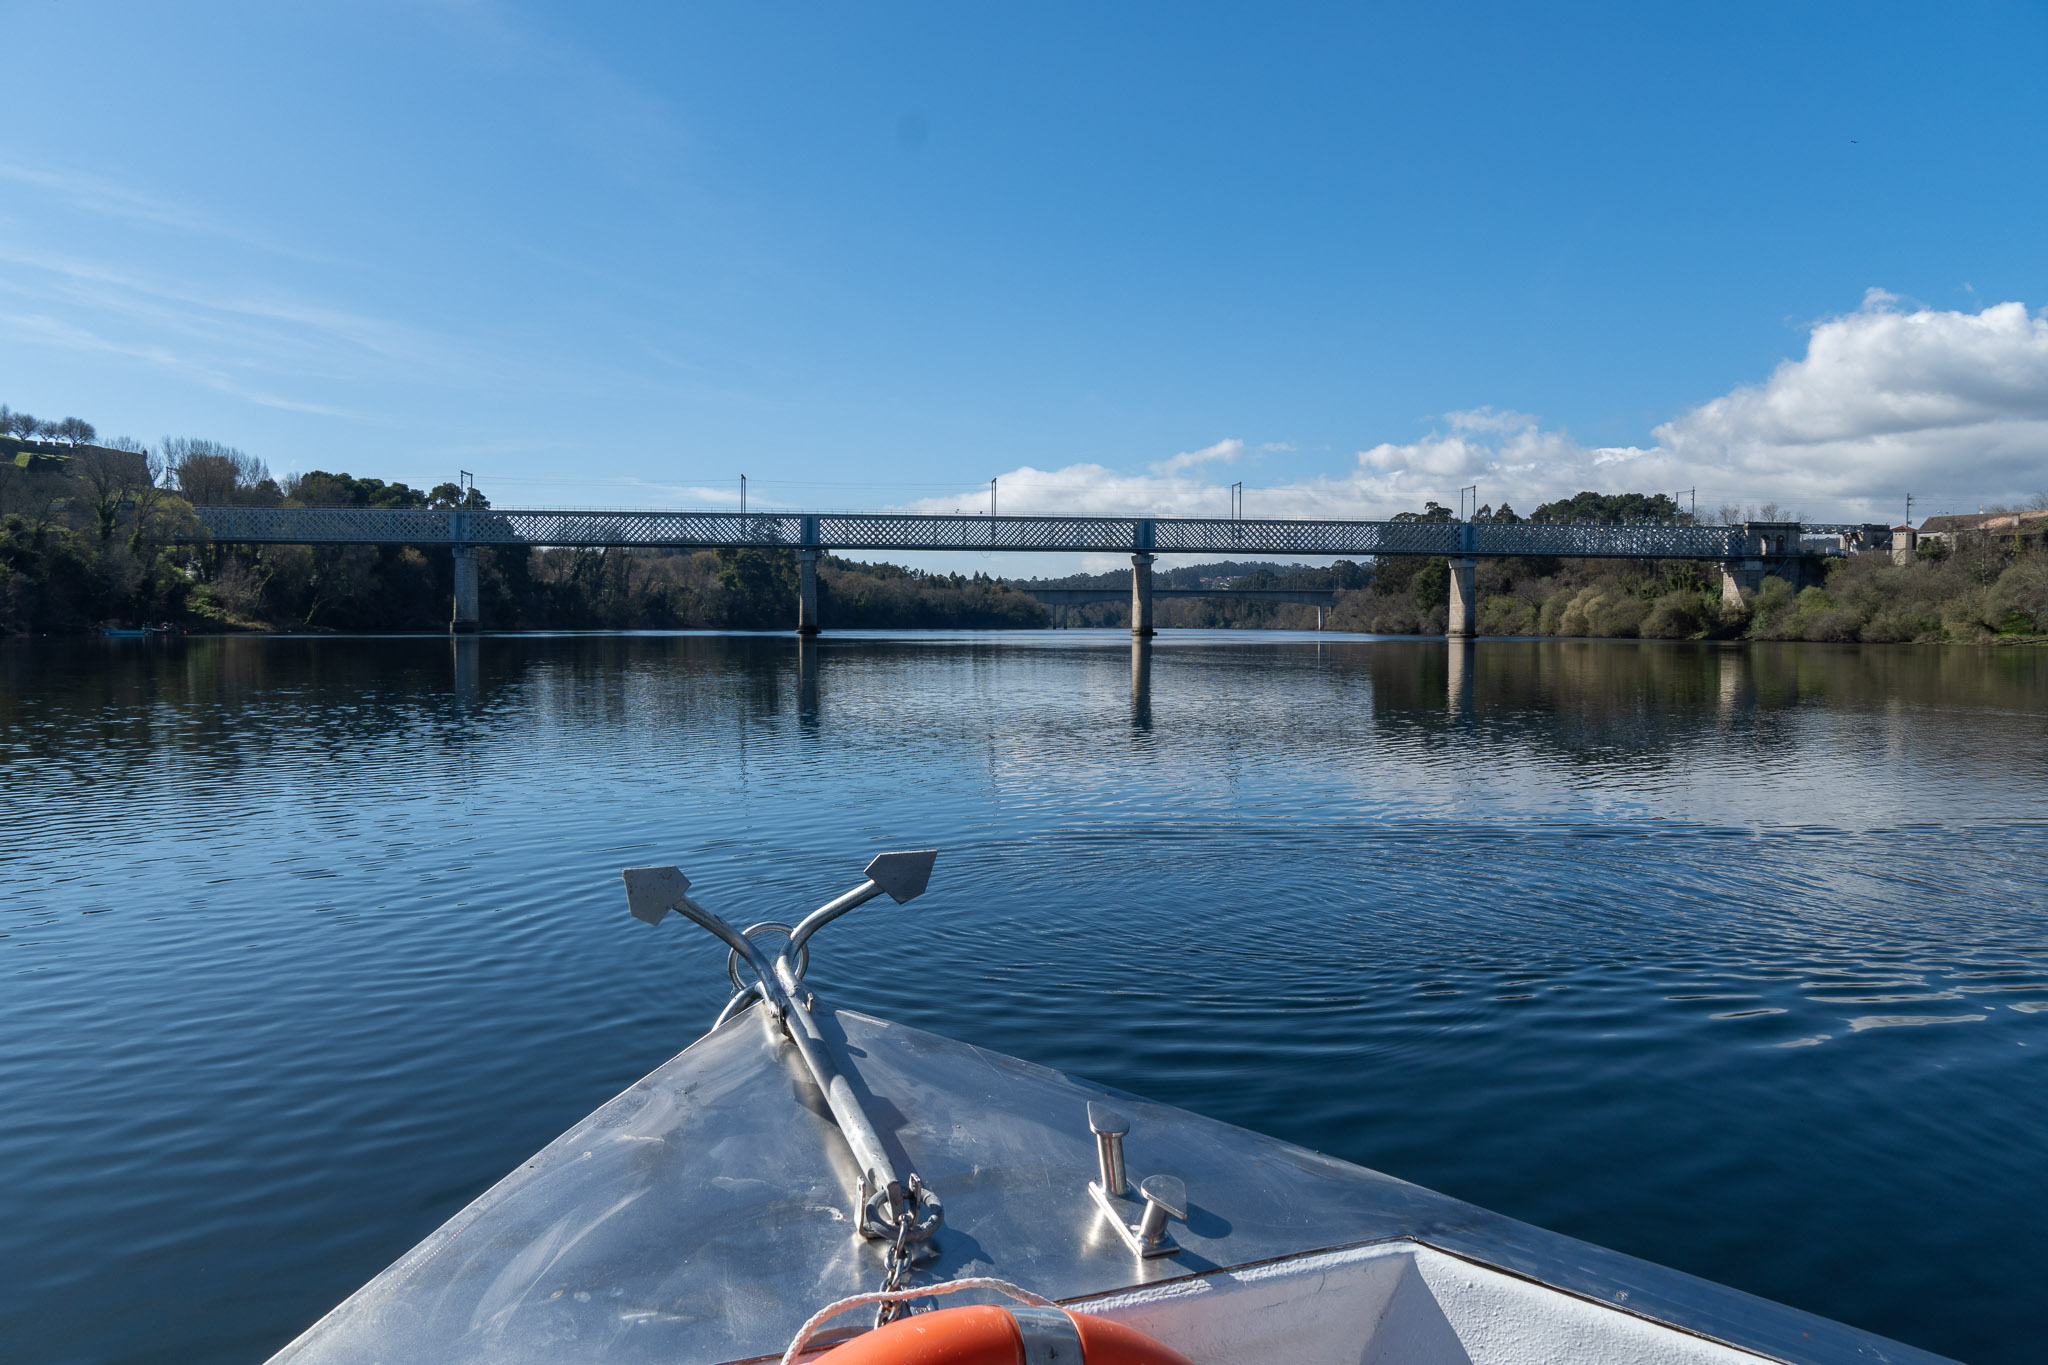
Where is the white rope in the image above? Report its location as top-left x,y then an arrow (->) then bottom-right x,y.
779,1276 -> 1056,1365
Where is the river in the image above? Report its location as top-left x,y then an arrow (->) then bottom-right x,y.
4,631 -> 2044,1364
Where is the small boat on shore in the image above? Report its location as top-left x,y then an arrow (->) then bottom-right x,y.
266,851 -> 1952,1365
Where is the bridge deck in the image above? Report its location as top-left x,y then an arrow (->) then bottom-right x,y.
1027,586 -> 1343,605
182,507 -> 1879,560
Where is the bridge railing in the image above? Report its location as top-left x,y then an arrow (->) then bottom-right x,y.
184,506 -> 1767,560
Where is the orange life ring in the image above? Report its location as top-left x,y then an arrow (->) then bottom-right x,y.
811,1303 -> 1193,1365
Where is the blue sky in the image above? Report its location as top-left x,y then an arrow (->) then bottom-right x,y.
4,1 -> 2046,539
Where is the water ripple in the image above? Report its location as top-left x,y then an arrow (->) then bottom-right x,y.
2,633 -> 2045,1365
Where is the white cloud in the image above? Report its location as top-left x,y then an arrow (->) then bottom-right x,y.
894,292 -> 2048,530
1650,289 -> 2048,511
1149,437 -> 1245,475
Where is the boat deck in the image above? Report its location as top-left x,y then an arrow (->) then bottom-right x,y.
267,1007 -> 1948,1365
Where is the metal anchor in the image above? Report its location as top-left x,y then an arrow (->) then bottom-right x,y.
622,850 -> 941,1243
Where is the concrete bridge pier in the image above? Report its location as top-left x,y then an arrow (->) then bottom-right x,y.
1446,556 -> 1478,637
797,548 -> 821,636
450,545 -> 480,634
1130,553 -> 1156,637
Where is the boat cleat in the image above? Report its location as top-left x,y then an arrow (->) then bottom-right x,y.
1083,1103 -> 1186,1258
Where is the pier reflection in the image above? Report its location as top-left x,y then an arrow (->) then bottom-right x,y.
797,638 -> 820,731
1130,636 -> 1152,730
5,634 -> 2044,820
451,635 -> 480,709
1446,638 -> 1474,719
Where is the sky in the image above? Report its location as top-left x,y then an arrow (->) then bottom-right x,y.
4,1 -> 2047,570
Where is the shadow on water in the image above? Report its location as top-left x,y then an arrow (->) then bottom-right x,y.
2,631 -> 2046,1364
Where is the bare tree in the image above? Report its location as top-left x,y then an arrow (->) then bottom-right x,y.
165,437 -> 268,504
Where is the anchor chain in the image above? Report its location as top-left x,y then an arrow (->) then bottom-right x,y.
873,1216 -> 916,1328
867,1172 -> 942,1326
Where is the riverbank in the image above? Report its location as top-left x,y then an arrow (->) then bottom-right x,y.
1327,543 -> 2048,645
4,432 -> 2041,640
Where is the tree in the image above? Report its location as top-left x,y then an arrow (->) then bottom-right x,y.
71,444 -> 151,543
427,481 -> 491,509
53,417 -> 97,445
1393,501 -> 1456,523
166,438 -> 268,504
715,547 -> 797,626
1530,491 -> 1688,524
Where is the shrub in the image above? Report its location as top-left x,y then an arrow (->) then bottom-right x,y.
1984,558 -> 2048,634
1641,589 -> 1709,639
1478,594 -> 1536,635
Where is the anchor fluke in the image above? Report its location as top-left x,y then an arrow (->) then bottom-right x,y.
863,849 -> 938,905
622,865 -> 695,925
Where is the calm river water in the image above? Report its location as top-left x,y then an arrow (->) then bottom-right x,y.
4,632 -> 2046,1364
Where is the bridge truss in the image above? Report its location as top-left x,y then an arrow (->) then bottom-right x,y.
182,507 -> 1841,561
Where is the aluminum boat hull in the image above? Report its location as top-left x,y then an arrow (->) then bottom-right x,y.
266,1006 -> 1949,1365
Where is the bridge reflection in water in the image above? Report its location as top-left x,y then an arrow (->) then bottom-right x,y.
773,632 -> 1482,737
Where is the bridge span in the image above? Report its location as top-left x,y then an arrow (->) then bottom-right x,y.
183,506 -> 1892,636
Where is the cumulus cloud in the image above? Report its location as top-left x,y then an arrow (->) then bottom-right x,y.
1651,289 -> 2048,510
901,292 -> 2048,528
1149,437 -> 1245,475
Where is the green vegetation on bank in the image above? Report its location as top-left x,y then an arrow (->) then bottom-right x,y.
0,412 -> 1043,633
1328,495 -> 2048,644
2,401 -> 2040,642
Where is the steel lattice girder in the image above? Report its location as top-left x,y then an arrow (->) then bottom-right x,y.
184,507 -> 1754,559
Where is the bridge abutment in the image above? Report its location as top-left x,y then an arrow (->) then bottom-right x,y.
797,548 -> 821,636
1720,559 -> 1764,608
450,545 -> 480,634
1446,556 -> 1478,637
1130,553 -> 1156,636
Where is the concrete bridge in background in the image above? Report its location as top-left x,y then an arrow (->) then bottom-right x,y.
1025,585 -> 1348,629
184,506 -> 1896,636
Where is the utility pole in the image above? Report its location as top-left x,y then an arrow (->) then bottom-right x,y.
991,477 -> 997,517
1460,484 -> 1478,521
741,474 -> 746,516
1230,481 -> 1243,519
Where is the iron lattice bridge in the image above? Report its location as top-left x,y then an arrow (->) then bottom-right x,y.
182,507 -> 1882,559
